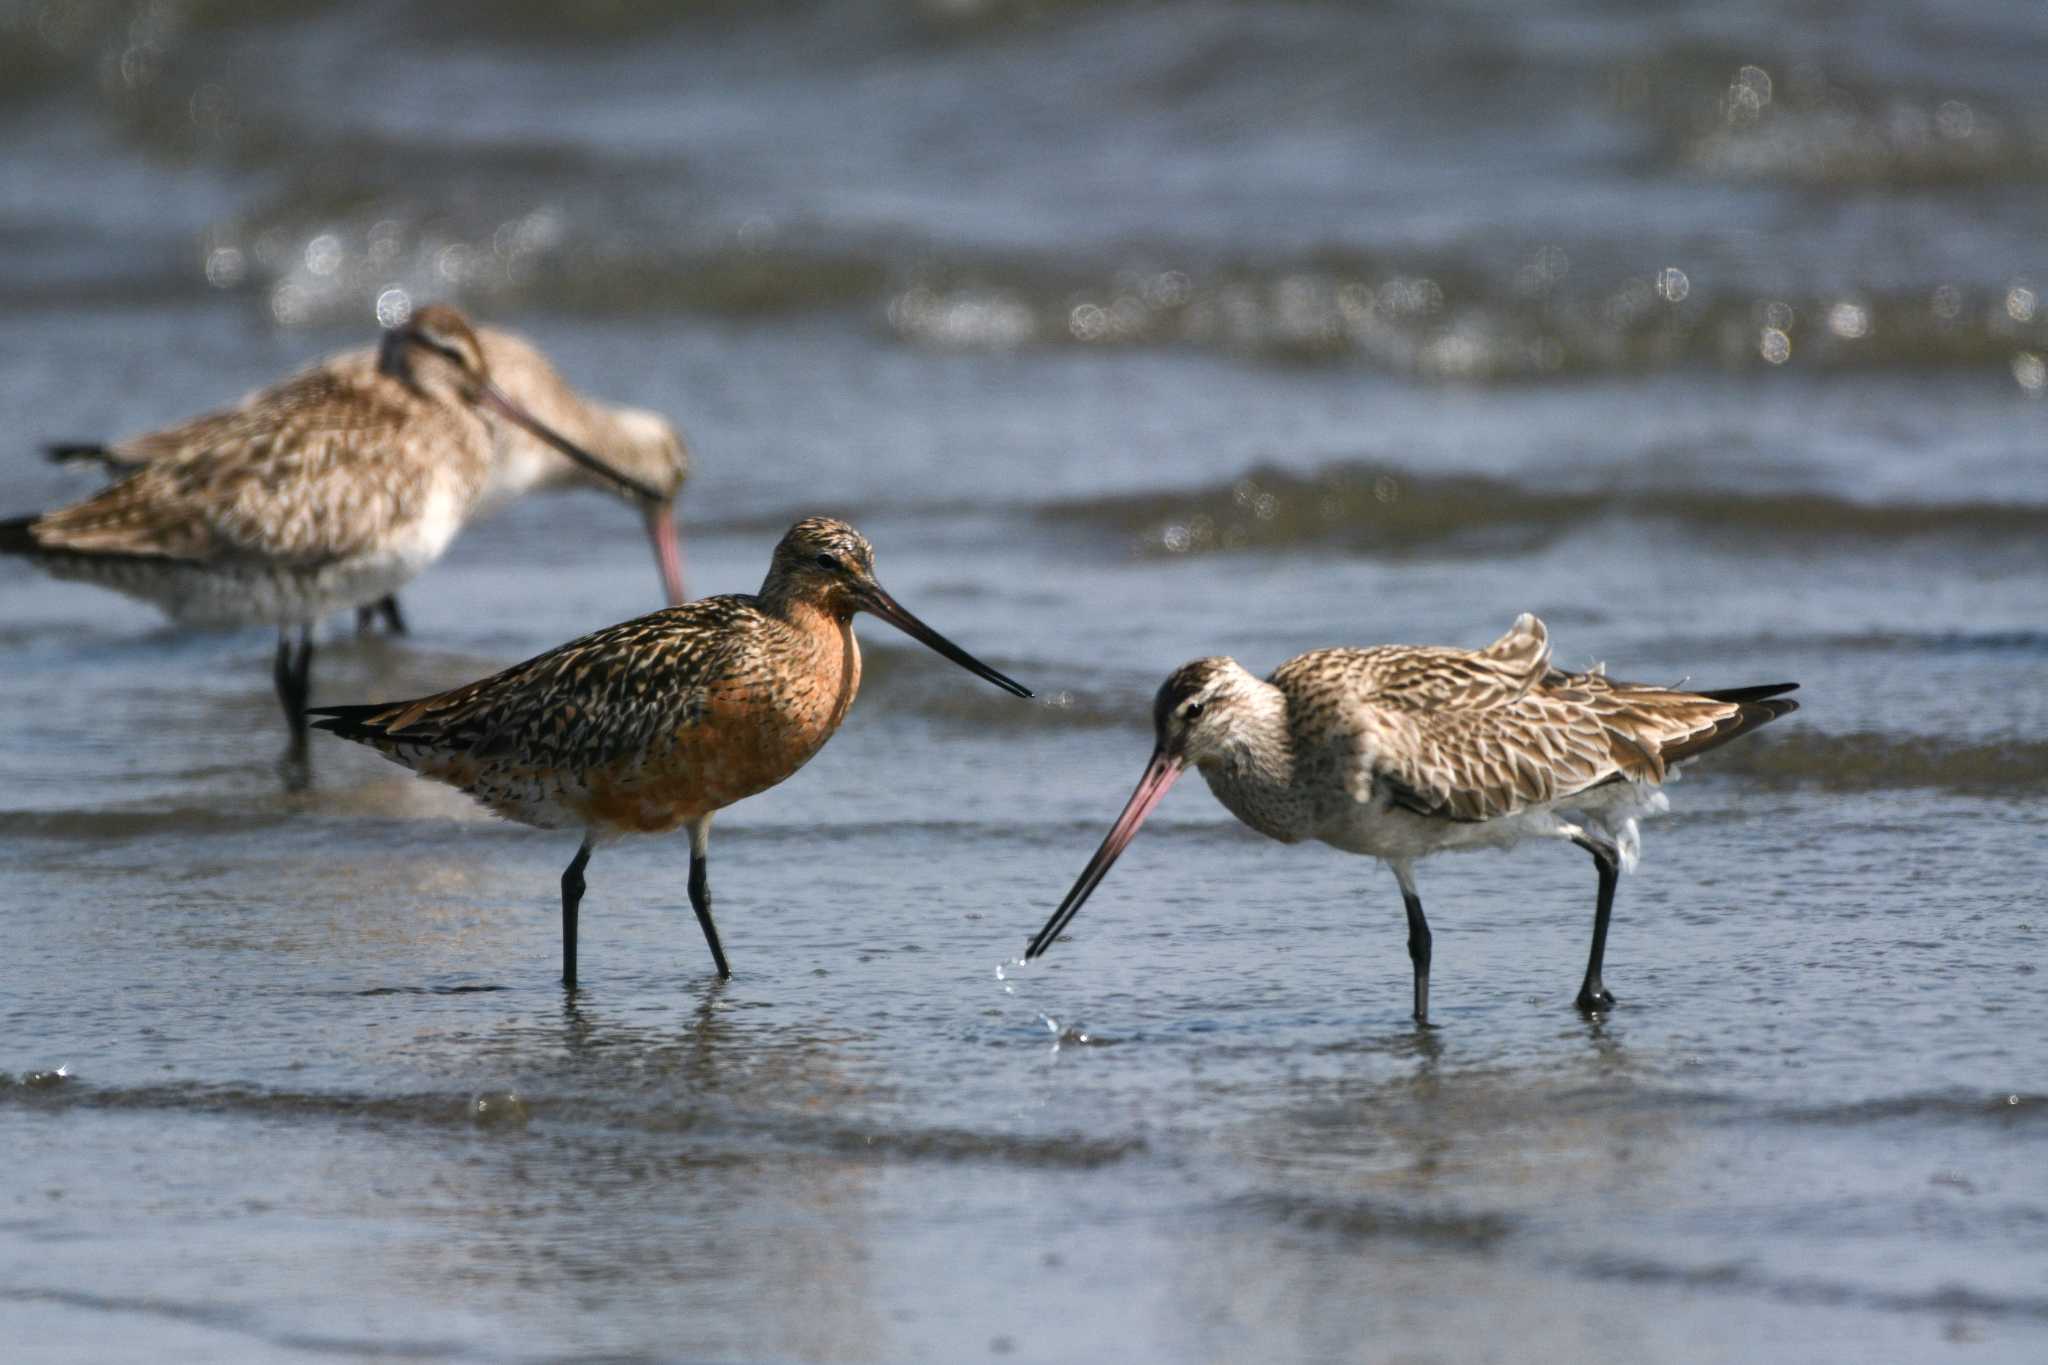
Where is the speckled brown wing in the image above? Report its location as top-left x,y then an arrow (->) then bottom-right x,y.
1287,614 -> 1752,822
23,366 -> 481,565
320,600 -> 764,771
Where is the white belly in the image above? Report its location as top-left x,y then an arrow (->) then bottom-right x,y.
1314,781 -> 1669,866
32,481 -> 469,628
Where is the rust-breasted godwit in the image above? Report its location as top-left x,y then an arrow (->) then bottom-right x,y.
41,315 -> 690,637
309,516 -> 1033,988
2,305 -> 683,752
1022,614 -> 1797,1023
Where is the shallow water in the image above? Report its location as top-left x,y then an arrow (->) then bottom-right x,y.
3,2 -> 2047,1361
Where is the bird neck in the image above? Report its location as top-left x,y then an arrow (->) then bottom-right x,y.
1195,682 -> 1308,842
757,575 -> 846,629
1205,680 -> 1294,782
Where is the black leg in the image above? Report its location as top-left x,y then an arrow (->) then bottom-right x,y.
273,629 -> 295,721
685,817 -> 732,978
273,626 -> 315,752
688,851 -> 733,979
1403,889 -> 1432,1024
561,841 -> 592,989
1572,836 -> 1620,1013
355,595 -> 408,635
292,629 -> 315,743
1391,862 -> 1432,1025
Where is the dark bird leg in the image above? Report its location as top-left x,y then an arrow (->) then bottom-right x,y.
273,625 -> 316,754
355,595 -> 408,635
1391,861 -> 1432,1025
686,816 -> 733,979
561,840 -> 592,990
1571,835 -> 1621,1013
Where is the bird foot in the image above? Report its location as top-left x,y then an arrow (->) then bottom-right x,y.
1575,985 -> 1617,1013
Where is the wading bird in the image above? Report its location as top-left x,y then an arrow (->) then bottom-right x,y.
1,306 -> 685,752
44,320 -> 691,634
310,516 -> 1032,988
1023,614 -> 1796,1023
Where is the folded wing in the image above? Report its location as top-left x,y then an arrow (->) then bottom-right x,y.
1297,615 -> 1797,822
19,368 -> 478,566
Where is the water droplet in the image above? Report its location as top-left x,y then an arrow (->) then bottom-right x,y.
1935,99 -> 1975,140
269,282 -> 307,326
1827,302 -> 1869,339
302,233 -> 343,278
471,1091 -> 530,1128
204,246 -> 245,289
374,288 -> 412,329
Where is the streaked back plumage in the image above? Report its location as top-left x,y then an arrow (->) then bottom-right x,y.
1262,614 -> 1795,826
312,519 -> 882,836
50,325 -> 690,516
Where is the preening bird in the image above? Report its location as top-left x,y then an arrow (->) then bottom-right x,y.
3,305 -> 685,752
47,320 -> 690,634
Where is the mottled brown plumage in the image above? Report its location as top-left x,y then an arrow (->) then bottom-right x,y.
37,316 -> 691,631
25,326 -> 488,568
312,517 -> 1031,988
1265,614 -> 1777,822
1028,614 -> 1799,1023
3,305 -> 685,751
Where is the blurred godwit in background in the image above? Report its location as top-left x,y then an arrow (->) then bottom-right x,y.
43,316 -> 691,635
1,305 -> 683,753
1024,614 -> 1797,1023
311,516 -> 1033,988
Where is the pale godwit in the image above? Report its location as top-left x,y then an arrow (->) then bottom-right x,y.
2,305 -> 683,751
43,318 -> 690,636
1023,614 -> 1797,1023
309,516 -> 1032,988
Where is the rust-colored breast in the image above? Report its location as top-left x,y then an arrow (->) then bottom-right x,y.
580,601 -> 861,833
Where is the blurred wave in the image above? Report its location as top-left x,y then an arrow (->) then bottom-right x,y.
1220,1190 -> 1514,1250
1706,730 -> 2048,795
1037,460 -> 2048,558
1574,1251 -> 2048,1324
0,1071 -> 1146,1167
7,0 -> 2047,387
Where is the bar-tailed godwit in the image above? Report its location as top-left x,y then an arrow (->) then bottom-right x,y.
310,516 -> 1032,988
1022,614 -> 1797,1023
2,305 -> 684,751
41,315 -> 690,637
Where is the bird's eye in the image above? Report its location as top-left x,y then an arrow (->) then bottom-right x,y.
1183,701 -> 1205,720
815,553 -> 842,571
